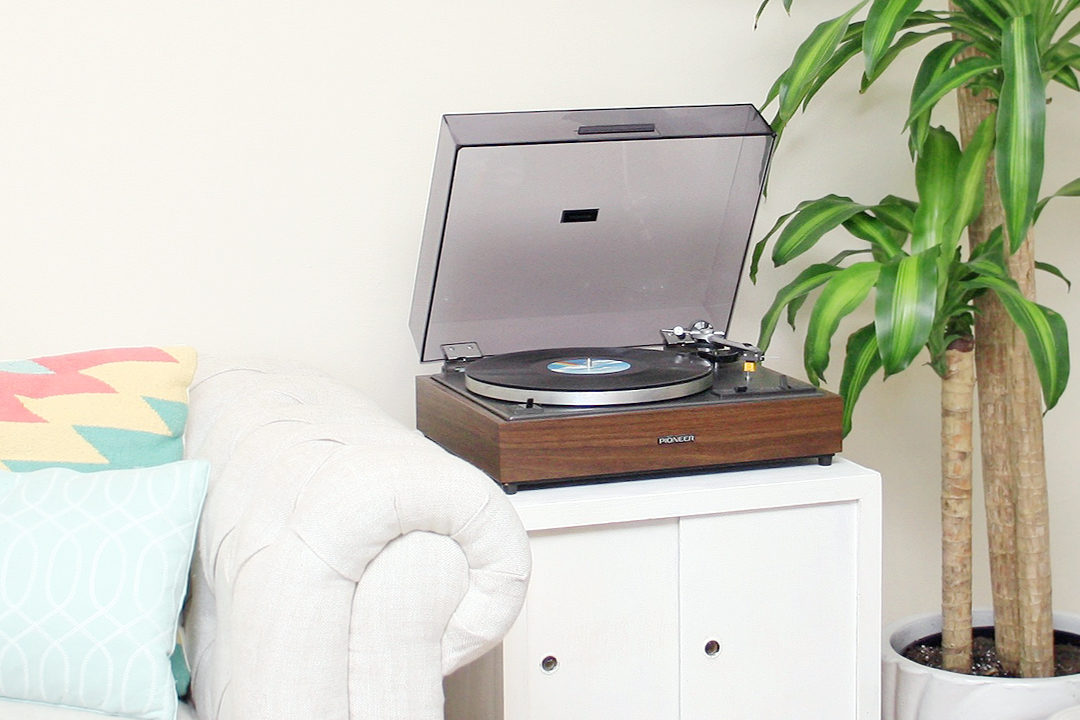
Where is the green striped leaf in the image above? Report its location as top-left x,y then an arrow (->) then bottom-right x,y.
1055,16 -> 1080,47
875,251 -> 939,376
843,211 -> 906,259
763,72 -> 785,113
997,0 -> 1026,15
998,14 -> 1046,252
751,203 -> 804,282
1036,260 -> 1072,290
755,0 -> 770,26
1048,176 -> 1080,198
907,40 -> 969,154
1030,0 -> 1051,33
750,234 -> 772,284
967,225 -> 1006,265
749,199 -> 823,281
804,262 -> 882,384
863,0 -> 924,78
825,248 -> 875,265
966,274 -> 1070,409
838,323 -> 883,435
755,0 -> 794,27
787,295 -> 811,333
964,232 -> 1015,291
870,195 -> 918,233
861,29 -> 951,91
951,33 -> 1002,61
804,35 -> 864,110
1051,64 -> 1080,91
1044,41 -> 1080,79
906,55 -> 1001,130
912,126 -> 961,254
1034,175 -> 1080,222
777,4 -> 866,125
945,115 -> 996,247
949,0 -> 1007,29
786,251 -> 870,329
758,264 -> 841,352
771,195 -> 868,266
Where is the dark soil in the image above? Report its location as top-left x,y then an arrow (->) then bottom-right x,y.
903,626 -> 1080,677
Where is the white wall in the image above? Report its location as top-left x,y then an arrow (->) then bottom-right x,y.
4,1 -> 1080,627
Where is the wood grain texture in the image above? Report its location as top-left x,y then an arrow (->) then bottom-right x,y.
416,376 -> 843,487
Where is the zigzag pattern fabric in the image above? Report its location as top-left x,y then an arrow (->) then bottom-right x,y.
0,347 -> 196,472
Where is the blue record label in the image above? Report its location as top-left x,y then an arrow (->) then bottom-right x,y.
547,358 -> 632,375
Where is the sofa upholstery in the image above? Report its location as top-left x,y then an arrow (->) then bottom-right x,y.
182,357 -> 530,720
0,357 -> 530,720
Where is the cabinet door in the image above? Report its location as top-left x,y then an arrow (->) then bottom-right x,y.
502,518 -> 680,720
679,501 -> 859,720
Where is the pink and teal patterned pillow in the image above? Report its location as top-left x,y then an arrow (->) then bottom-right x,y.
0,346 -> 197,472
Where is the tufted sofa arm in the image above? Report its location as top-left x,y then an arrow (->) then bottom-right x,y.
180,358 -> 530,720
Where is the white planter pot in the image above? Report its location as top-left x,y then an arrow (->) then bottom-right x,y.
883,609 -> 1080,720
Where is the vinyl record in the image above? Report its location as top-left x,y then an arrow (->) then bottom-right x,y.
464,347 -> 713,406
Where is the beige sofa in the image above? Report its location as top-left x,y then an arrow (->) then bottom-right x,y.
0,358 -> 530,720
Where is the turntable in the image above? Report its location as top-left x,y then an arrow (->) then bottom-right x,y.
409,105 -> 842,491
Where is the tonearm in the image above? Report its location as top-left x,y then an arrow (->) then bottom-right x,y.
661,320 -> 764,390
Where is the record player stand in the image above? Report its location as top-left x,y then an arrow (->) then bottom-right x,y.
444,459 -> 882,719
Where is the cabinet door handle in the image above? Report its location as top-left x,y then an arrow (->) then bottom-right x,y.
704,639 -> 722,657
540,655 -> 559,673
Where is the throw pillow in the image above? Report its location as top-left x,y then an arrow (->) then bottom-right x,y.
0,346 -> 197,473
0,460 -> 209,720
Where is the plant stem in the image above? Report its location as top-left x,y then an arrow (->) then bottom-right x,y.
976,307 -> 1025,674
950,33 -> 1054,675
1008,237 -> 1055,678
942,337 -> 975,673
950,19 -> 1023,674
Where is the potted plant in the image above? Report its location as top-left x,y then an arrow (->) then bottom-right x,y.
751,0 -> 1080,714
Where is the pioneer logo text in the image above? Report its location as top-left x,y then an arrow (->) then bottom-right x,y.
657,434 -> 695,445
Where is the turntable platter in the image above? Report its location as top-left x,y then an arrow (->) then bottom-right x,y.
463,347 -> 713,406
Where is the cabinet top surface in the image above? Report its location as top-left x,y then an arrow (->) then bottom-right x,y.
504,457 -> 880,531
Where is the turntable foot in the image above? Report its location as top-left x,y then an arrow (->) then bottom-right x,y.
502,483 -> 519,495
817,454 -> 833,467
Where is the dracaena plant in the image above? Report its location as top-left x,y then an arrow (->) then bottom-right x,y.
754,0 -> 1080,677
750,123 -> 1069,672
753,125 -> 1068,430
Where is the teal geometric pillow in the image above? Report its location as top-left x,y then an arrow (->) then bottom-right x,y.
0,461 -> 209,720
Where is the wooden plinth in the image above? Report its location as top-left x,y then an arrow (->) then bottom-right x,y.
416,375 -> 843,490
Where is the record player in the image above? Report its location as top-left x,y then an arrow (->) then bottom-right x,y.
409,105 -> 842,492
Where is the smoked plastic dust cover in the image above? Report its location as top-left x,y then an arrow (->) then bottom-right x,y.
409,105 -> 775,362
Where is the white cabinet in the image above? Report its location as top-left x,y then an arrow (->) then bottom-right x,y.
508,520 -> 680,718
445,459 -> 881,720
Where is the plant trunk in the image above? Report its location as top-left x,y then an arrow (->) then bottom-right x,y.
953,79 -> 1023,675
942,337 -> 976,673
951,43 -> 1054,677
1012,294 -> 1055,678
